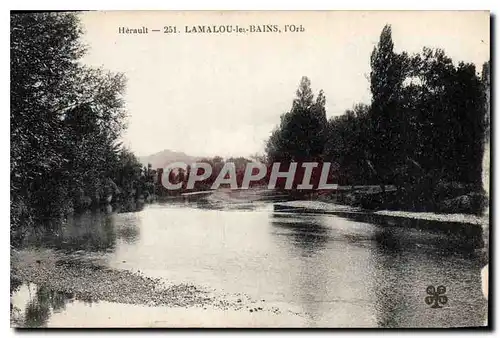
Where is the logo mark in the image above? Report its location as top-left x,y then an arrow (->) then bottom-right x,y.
425,285 -> 447,308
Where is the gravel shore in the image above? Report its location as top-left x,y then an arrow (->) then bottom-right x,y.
11,248 -> 278,313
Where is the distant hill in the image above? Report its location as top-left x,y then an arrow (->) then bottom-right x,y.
139,149 -> 200,169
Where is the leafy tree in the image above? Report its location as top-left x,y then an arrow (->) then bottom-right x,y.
266,76 -> 327,163
11,12 -> 147,237
113,148 -> 143,198
265,24 -> 487,213
369,25 -> 407,185
11,12 -> 86,220
324,104 -> 371,185
402,48 -> 486,186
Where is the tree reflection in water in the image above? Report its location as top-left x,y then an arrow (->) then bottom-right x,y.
370,225 -> 487,328
270,212 -> 330,326
270,206 -> 487,328
371,227 -> 407,328
270,212 -> 329,255
17,201 -> 146,253
12,283 -> 94,328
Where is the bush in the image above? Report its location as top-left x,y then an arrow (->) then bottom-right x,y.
438,192 -> 488,215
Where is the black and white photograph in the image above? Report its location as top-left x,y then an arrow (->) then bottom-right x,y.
9,10 -> 490,328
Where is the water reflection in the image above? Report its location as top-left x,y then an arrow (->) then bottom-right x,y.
371,227 -> 409,328
269,212 -> 378,327
58,211 -> 116,252
20,205 -> 142,253
270,213 -> 330,326
11,198 -> 488,328
270,207 -> 487,327
270,213 -> 329,254
333,211 -> 484,250
115,213 -> 141,245
369,225 -> 487,328
11,283 -> 95,328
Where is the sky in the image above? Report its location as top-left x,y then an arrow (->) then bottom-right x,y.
80,11 -> 490,158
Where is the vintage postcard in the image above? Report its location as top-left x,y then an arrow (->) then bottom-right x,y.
10,10 -> 490,328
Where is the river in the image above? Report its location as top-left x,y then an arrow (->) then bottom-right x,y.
10,190 -> 488,328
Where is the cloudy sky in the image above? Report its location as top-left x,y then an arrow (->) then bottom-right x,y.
80,11 -> 489,158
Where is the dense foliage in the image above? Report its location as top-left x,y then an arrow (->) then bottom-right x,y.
266,77 -> 327,163
11,12 -> 154,239
266,25 -> 489,212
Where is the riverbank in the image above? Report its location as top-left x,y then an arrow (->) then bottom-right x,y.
11,198 -> 488,328
11,249 -> 213,308
273,200 -> 488,263
10,248 -> 294,327
321,184 -> 488,215
273,200 -> 488,226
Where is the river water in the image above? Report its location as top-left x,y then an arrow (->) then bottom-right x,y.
10,191 -> 488,328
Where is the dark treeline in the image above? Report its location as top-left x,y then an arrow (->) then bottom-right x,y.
265,25 -> 489,214
11,12 -> 155,241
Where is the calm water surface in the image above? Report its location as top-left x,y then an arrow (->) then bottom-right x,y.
11,193 -> 488,327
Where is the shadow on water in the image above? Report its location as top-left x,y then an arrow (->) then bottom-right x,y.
11,282 -> 94,328
270,213 -> 329,254
340,211 -> 483,250
11,194 -> 487,328
20,202 -> 143,253
370,227 -> 411,328
269,212 -> 331,326
370,225 -> 487,328
270,205 -> 487,327
115,213 -> 141,245
273,205 -> 484,251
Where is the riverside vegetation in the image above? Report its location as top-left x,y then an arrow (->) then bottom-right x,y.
11,13 -> 156,244
154,27 -> 490,214
11,14 -> 489,246
10,13 -> 489,328
264,26 -> 490,214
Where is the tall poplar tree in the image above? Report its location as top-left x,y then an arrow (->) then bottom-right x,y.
369,25 -> 406,184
